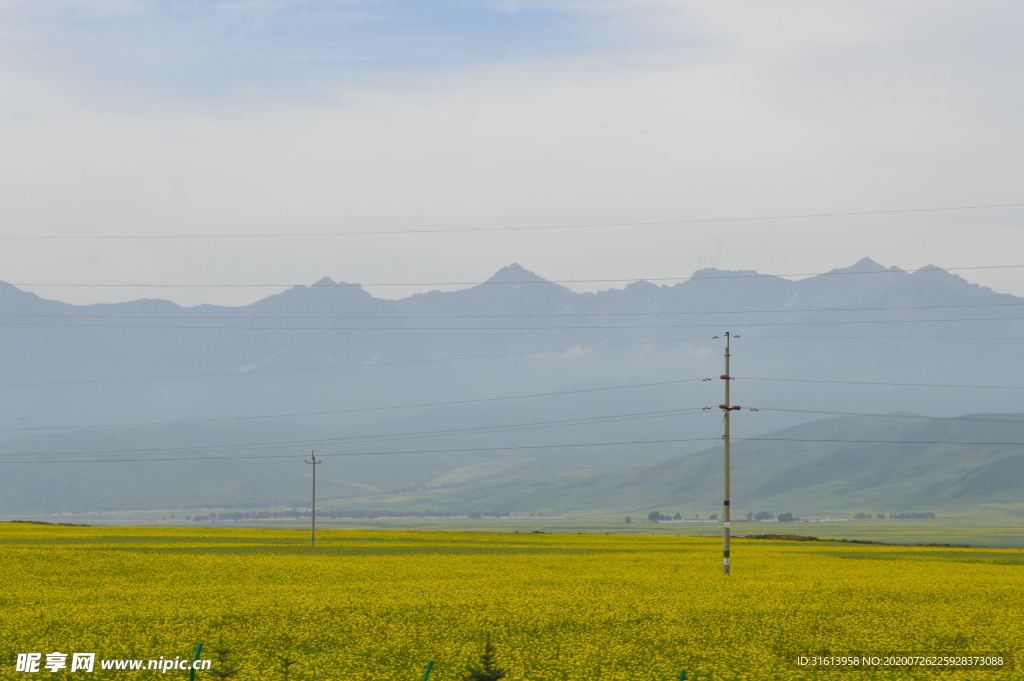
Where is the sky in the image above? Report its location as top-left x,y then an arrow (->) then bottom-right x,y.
1,0 -> 1023,306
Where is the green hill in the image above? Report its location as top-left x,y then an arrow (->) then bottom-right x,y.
4,411 -> 1023,518
324,412 -> 1024,516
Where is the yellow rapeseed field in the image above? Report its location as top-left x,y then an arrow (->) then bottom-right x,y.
0,524 -> 1020,680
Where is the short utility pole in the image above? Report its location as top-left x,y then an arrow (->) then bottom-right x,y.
719,332 -> 741,575
305,451 -> 321,546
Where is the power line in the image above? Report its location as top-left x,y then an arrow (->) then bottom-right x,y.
737,437 -> 1024,446
0,452 -> 686,471
0,407 -> 710,460
4,263 -> 1024,287
740,377 -> 1024,391
749,408 -> 1024,425
0,336 -> 711,388
3,314 -> 1022,331
8,428 -> 1024,466
0,376 -> 706,434
745,334 -> 1024,340
2,332 -> 1018,391
2,202 -> 1021,240
8,401 -> 1024,465
0,436 -> 723,465
13,404 -> 1024,462
0,447 -> 696,468
5,300 -> 1024,321
690,418 -> 724,518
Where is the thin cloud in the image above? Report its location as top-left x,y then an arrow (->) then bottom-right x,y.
0,2 -> 1023,305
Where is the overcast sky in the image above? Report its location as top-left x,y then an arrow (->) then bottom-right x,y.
1,0 -> 1023,306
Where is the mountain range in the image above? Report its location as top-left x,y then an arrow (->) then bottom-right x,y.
1,257 -> 1023,515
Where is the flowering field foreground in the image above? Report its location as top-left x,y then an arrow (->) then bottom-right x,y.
1,525 -> 1021,680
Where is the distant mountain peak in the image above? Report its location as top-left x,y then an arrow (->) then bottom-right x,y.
829,257 -> 890,274
910,263 -> 968,283
812,258 -> 912,281
307,276 -> 367,292
853,256 -> 885,269
689,267 -> 763,279
485,263 -> 550,284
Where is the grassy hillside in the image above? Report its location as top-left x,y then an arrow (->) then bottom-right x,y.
5,411 -> 1023,517
324,413 -> 1024,515
0,422 -> 377,512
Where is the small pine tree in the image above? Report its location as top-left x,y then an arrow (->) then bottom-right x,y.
464,638 -> 505,681
206,643 -> 241,679
275,655 -> 297,680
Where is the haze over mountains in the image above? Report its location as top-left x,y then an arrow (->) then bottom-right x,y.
2,257 -> 1023,515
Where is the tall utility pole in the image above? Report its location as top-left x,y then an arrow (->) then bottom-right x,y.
720,332 -> 740,575
305,451 -> 321,547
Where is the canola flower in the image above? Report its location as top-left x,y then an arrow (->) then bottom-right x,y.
0,525 -> 1020,680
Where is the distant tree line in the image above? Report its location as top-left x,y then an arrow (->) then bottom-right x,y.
853,512 -> 936,520
466,511 -> 513,519
627,512 -> 718,523
186,509 -> 512,522
745,511 -> 798,522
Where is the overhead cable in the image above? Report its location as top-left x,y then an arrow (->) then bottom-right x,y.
0,436 -> 722,465
0,376 -> 706,434
1,201 -> 1020,240
0,336 -> 711,388
4,263 -> 1024,287
2,314 -> 1022,331
740,377 -> 1024,391
748,408 -> 1024,425
4,299 -> 1024,321
0,407 -> 709,460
